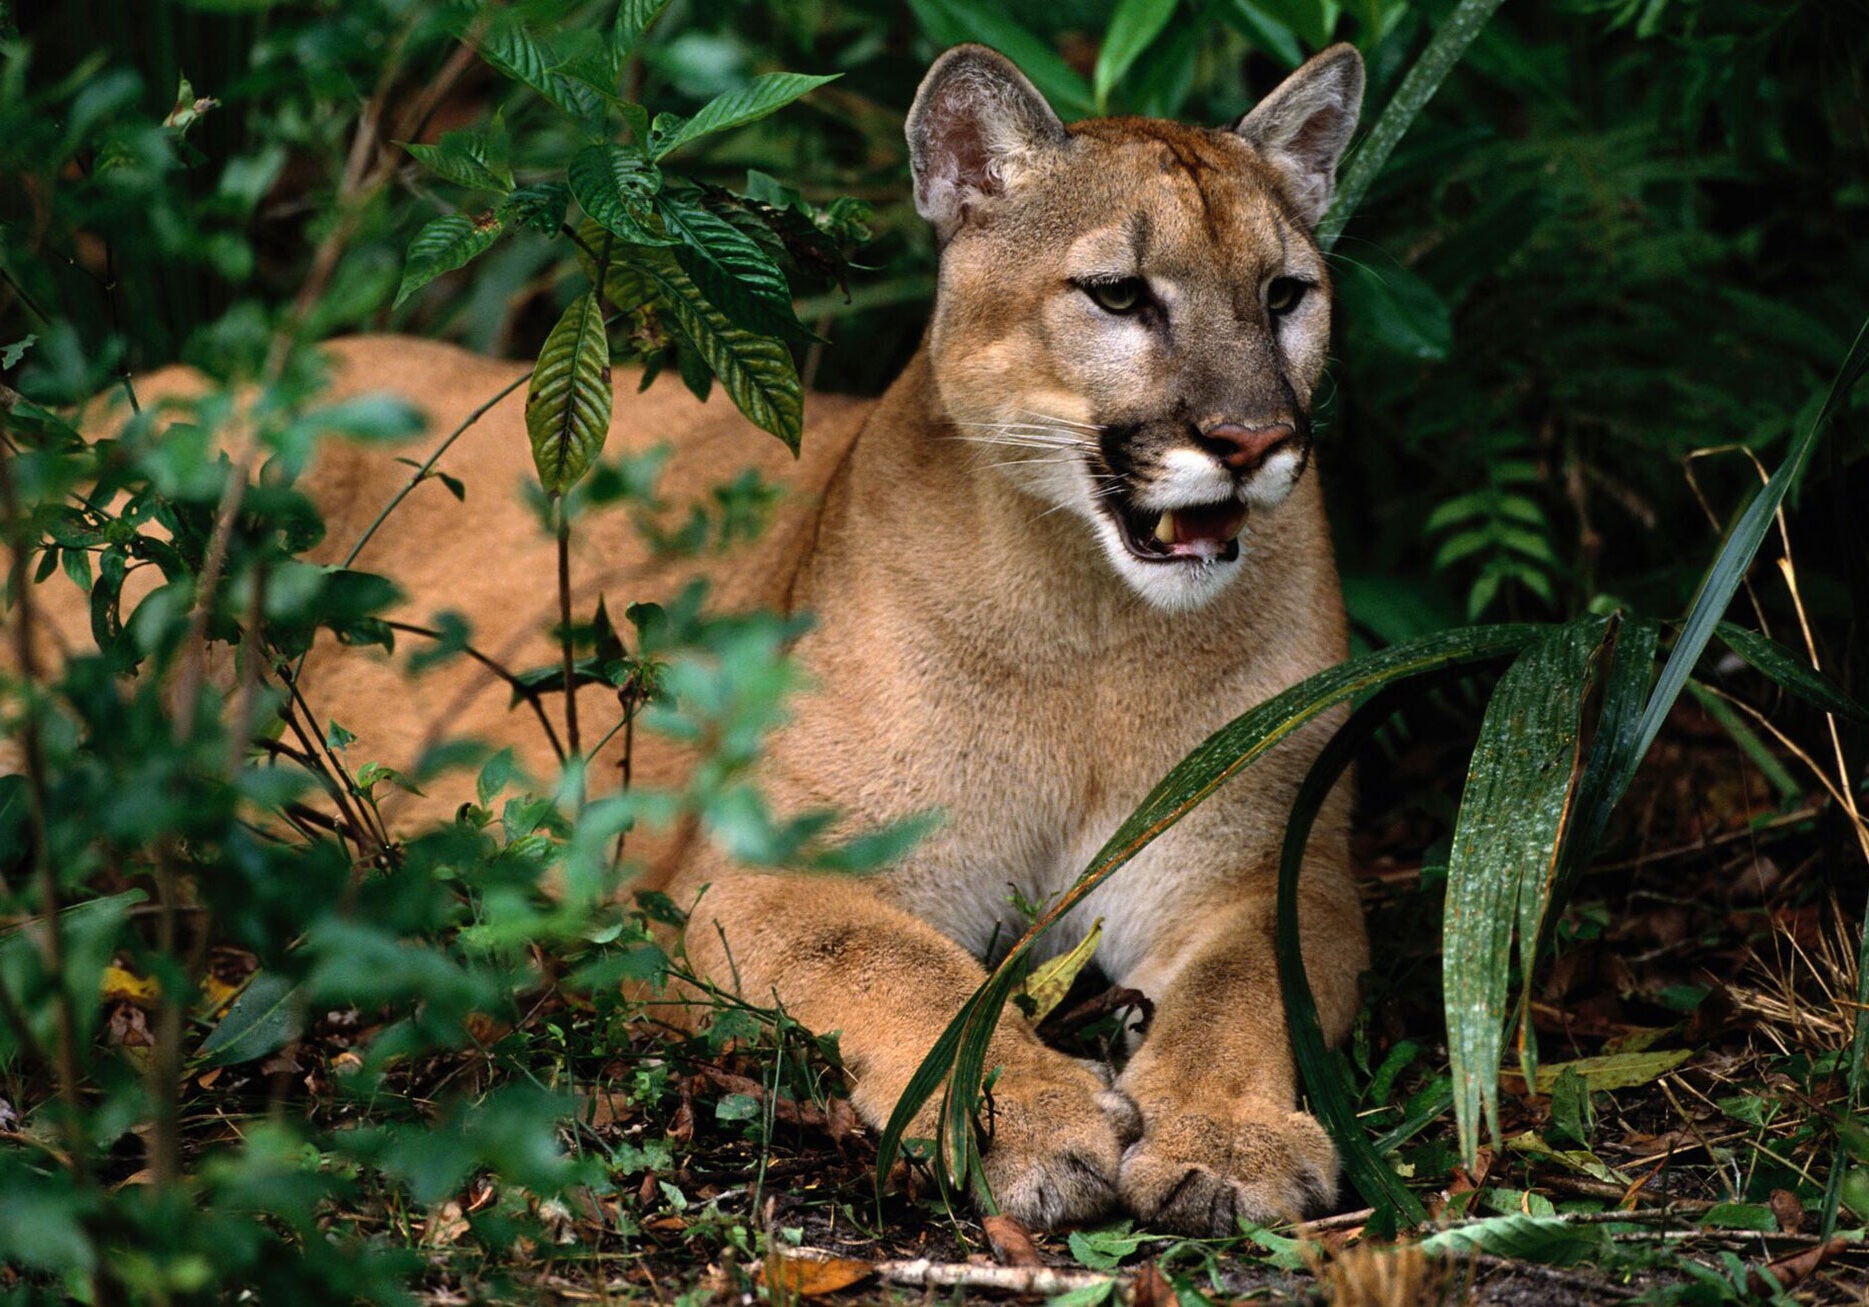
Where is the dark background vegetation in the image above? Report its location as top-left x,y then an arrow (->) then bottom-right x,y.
1,0 -> 1866,1302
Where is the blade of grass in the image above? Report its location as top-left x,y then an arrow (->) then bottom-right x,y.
1713,622 -> 1869,725
1277,681 -> 1432,1224
1317,0 -> 1507,252
1444,616 -> 1607,1166
877,623 -> 1542,1193
1611,318 -> 1869,807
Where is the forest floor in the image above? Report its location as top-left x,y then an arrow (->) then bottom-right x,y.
96,700 -> 1869,1305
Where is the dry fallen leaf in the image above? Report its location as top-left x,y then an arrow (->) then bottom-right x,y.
102,964 -> 160,1007
1768,1187 -> 1803,1234
1131,1260 -> 1177,1307
763,1248 -> 875,1298
982,1214 -> 1042,1268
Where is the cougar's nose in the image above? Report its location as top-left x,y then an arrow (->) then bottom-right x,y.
1201,422 -> 1297,472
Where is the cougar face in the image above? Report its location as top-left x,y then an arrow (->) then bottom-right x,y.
909,45 -> 1361,610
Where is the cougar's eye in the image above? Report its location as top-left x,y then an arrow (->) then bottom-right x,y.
1081,277 -> 1148,315
1266,277 -> 1309,316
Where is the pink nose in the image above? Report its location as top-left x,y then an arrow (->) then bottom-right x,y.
1206,422 -> 1296,472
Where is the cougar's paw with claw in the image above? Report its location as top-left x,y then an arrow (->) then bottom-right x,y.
979,1062 -> 1142,1230
1118,1107 -> 1338,1236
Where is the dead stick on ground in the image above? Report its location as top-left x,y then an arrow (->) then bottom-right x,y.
874,1259 -> 1118,1295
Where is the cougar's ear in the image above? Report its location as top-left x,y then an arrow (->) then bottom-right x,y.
1232,43 -> 1364,228
907,44 -> 1066,245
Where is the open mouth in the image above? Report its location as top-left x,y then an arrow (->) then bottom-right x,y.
1106,493 -> 1248,563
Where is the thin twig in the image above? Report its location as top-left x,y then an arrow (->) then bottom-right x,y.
383,618 -> 565,762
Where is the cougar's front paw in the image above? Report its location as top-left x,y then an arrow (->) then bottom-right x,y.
979,1064 -> 1141,1230
1119,1107 -> 1337,1236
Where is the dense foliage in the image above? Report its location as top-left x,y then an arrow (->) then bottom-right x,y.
1,0 -> 1864,1302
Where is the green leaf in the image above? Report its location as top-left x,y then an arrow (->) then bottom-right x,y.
877,624 -> 1543,1196
1527,1049 -> 1692,1093
649,72 -> 841,161
610,0 -> 672,70
638,255 -> 803,451
402,131 -> 511,192
568,143 -> 671,246
1615,318 -> 1869,803
473,15 -> 605,123
198,971 -> 303,1068
1338,258 -> 1453,362
1701,1203 -> 1780,1232
1278,682 -> 1433,1224
1444,617 -> 1606,1167
1213,0 -> 1304,67
657,188 -> 809,344
1094,0 -> 1179,111
1319,0 -> 1507,250
526,293 -> 613,493
395,212 -> 506,308
1417,1213 -> 1606,1266
1714,622 -> 1869,724
906,0 -> 1095,117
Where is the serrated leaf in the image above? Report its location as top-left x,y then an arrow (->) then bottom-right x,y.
638,256 -> 802,451
526,293 -> 613,493
1094,0 -> 1178,111
1444,617 -> 1606,1166
610,0 -> 672,70
198,971 -> 303,1068
650,72 -> 840,161
1714,622 -> 1868,724
1017,920 -> 1102,1023
395,212 -> 505,307
569,144 -> 671,246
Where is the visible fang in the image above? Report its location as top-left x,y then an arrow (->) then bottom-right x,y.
1153,510 -> 1177,544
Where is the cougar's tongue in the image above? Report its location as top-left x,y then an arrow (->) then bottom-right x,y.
1152,502 -> 1248,558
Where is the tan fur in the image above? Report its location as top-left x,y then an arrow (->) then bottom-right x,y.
16,44 -> 1371,1235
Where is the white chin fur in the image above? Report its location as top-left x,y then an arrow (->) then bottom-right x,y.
1089,513 -> 1246,612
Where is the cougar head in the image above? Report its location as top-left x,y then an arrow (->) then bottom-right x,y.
908,43 -> 1362,611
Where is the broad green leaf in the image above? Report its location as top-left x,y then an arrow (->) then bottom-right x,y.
906,0 -> 1095,118
197,971 -> 302,1067
1614,318 -> 1869,805
1417,1213 -> 1606,1266
1213,0 -> 1304,67
1319,0 -> 1507,250
1522,1049 -> 1692,1094
402,131 -> 510,192
649,72 -> 840,161
1277,683 -> 1433,1224
1713,622 -> 1868,725
526,293 -> 613,493
878,624 -> 1542,1195
1017,919 -> 1102,1022
638,256 -> 803,451
1444,617 -> 1605,1166
1338,258 -> 1453,362
573,219 -> 661,313
395,212 -> 505,307
473,15 -> 606,122
610,0 -> 672,70
568,144 -> 671,246
657,189 -> 811,344
1551,615 -> 1656,913
1094,0 -> 1179,111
